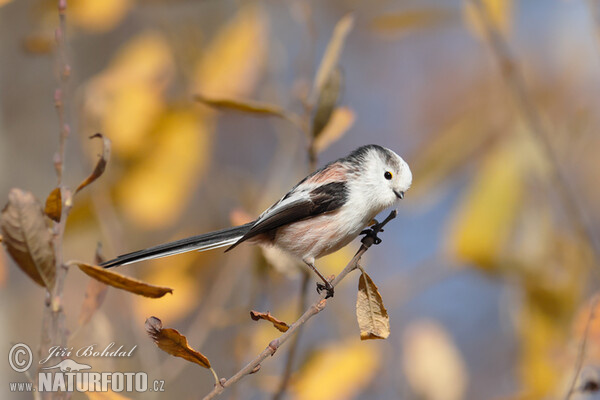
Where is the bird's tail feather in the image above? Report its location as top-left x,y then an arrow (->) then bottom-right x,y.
101,222 -> 255,269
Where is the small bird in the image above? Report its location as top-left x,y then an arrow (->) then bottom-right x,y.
102,144 -> 412,297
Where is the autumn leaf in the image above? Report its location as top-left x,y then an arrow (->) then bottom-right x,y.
312,68 -> 343,139
356,270 -> 390,340
194,95 -> 300,126
74,262 -> 173,298
370,8 -> 456,37
311,13 -> 354,103
75,134 -> 111,195
250,310 -> 290,332
145,316 -> 218,382
292,339 -> 380,400
71,0 -> 132,33
0,189 -> 56,289
313,107 -> 355,154
44,187 -> 62,222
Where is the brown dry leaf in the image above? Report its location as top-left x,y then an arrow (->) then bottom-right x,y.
22,33 -> 55,54
0,189 -> 56,289
145,316 -> 211,368
463,0 -> 514,40
312,67 -> 343,139
402,320 -> 468,400
292,338 -> 380,400
194,95 -> 298,125
356,270 -> 390,340
313,107 -> 355,154
446,140 -> 523,270
370,9 -> 456,37
75,134 -> 111,195
312,13 -> 354,102
44,187 -> 62,222
117,109 -> 211,229
75,262 -> 172,298
250,310 -> 290,332
71,0 -> 132,33
194,5 -> 268,98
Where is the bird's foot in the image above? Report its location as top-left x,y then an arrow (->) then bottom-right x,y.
360,225 -> 383,245
316,280 -> 335,299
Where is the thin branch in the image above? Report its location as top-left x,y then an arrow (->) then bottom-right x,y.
470,0 -> 600,268
564,296 -> 600,400
202,210 -> 398,400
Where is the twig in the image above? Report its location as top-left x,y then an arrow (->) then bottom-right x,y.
470,0 -> 600,268
202,210 -> 398,400
53,0 -> 70,185
564,296 -> 600,400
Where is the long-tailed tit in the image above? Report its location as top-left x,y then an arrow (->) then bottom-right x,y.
102,144 -> 412,297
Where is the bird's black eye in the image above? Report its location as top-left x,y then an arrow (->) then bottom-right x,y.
384,171 -> 393,180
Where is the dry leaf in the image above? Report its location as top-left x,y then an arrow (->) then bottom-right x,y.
370,9 -> 456,36
0,189 -> 56,289
194,95 -> 298,125
75,134 -> 111,195
44,187 -> 62,222
292,338 -> 380,400
71,0 -> 132,33
313,107 -> 355,154
0,0 -> 12,7
356,270 -> 390,340
312,68 -> 343,139
145,316 -> 211,368
250,310 -> 290,332
312,13 -> 354,102
74,262 -> 172,298
402,320 -> 468,400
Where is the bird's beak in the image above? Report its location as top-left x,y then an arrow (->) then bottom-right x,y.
394,190 -> 405,200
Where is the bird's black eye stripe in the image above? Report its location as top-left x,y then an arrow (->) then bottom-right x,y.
384,171 -> 392,180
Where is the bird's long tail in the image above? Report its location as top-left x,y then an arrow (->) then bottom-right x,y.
101,222 -> 255,269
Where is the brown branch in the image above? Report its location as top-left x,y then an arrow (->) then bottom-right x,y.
470,0 -> 600,268
53,0 -> 70,185
565,295 -> 600,400
202,210 -> 397,400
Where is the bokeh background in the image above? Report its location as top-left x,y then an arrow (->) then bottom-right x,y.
2,0 -> 600,399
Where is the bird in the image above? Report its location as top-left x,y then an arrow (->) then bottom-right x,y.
101,144 -> 412,297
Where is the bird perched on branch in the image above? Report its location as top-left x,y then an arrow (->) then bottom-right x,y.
102,144 -> 412,298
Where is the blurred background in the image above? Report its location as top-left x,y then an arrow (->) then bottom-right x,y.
2,0 -> 600,399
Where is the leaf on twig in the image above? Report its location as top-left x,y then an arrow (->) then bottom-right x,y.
0,189 -> 56,289
356,270 -> 390,340
194,95 -> 299,125
78,246 -> 109,327
75,133 -> 111,195
44,187 -> 62,222
74,262 -> 173,298
250,310 -> 290,332
145,316 -> 212,368
313,107 -> 355,154
312,67 -> 343,139
311,13 -> 354,102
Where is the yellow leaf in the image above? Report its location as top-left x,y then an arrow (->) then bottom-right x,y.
291,339 -> 380,400
447,141 -> 523,269
356,271 -> 390,340
44,187 -> 62,222
0,0 -> 12,7
194,95 -> 299,126
74,262 -> 173,298
370,9 -> 456,37
75,134 -> 111,195
402,320 -> 468,400
312,68 -> 343,138
71,0 -> 132,33
117,109 -> 212,229
194,6 -> 268,98
313,107 -> 355,153
463,0 -> 514,40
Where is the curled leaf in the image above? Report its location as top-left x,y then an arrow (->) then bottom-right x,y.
356,270 -> 390,340
312,13 -> 354,102
74,262 -> 172,298
0,189 -> 56,289
75,133 -> 111,195
250,310 -> 290,332
312,68 -> 343,139
194,95 -> 300,126
313,107 -> 355,154
145,316 -> 211,368
44,187 -> 62,222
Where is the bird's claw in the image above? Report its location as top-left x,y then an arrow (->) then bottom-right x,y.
316,281 -> 335,299
360,226 -> 383,245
